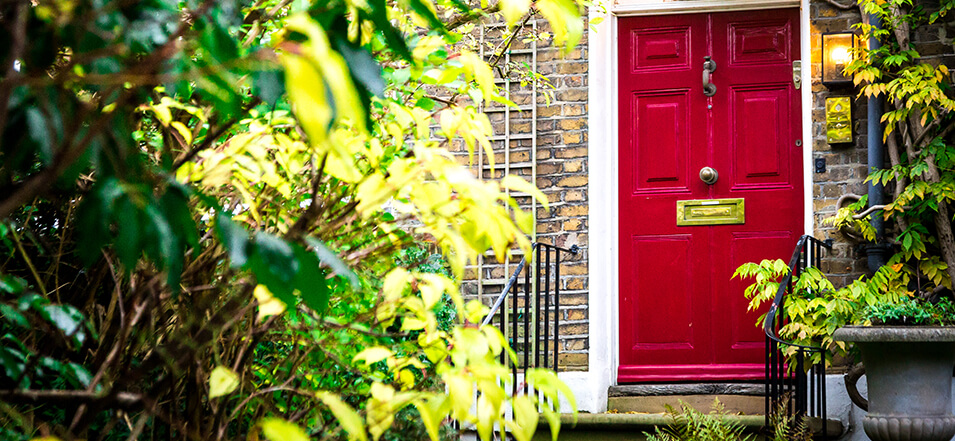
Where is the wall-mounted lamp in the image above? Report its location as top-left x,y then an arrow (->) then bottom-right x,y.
822,32 -> 856,87
826,96 -> 852,144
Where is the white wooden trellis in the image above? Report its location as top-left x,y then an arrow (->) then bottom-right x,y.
470,19 -> 540,357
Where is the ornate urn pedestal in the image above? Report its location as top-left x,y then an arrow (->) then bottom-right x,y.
833,326 -> 955,441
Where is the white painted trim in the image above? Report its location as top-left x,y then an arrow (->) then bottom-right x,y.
579,1 -> 617,413
800,0 -> 814,236
612,0 -> 800,16
577,0 -> 815,415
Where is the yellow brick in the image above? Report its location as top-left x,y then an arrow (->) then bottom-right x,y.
563,132 -> 582,144
561,263 -> 588,275
537,163 -> 560,174
563,218 -> 582,231
558,353 -> 589,369
557,89 -> 587,101
565,339 -> 587,351
557,176 -> 588,188
556,147 -> 587,159
567,309 -> 588,320
560,324 -> 588,336
565,277 -> 586,290
563,104 -> 586,116
565,190 -> 584,202
563,160 -> 583,173
558,62 -> 588,74
560,118 -> 587,130
538,105 -> 561,117
557,205 -> 588,217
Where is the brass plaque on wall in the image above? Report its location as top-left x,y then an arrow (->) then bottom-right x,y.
676,198 -> 745,226
826,96 -> 852,144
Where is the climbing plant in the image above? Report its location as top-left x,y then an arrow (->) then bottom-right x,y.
737,0 -> 955,362
0,0 -> 581,439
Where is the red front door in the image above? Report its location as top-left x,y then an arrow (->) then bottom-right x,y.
618,9 -> 803,382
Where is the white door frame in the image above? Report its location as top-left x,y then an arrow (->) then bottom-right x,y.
575,0 -> 812,413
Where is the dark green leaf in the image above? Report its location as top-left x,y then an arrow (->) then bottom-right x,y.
216,213 -> 249,268
0,275 -> 27,295
0,304 -> 29,328
198,17 -> 240,63
254,69 -> 286,106
16,293 -> 44,311
114,196 -> 142,269
366,0 -> 412,61
76,179 -> 125,265
25,107 -> 54,165
67,362 -> 93,388
0,346 -> 26,381
305,237 -> 358,288
333,37 -> 384,97
406,0 -> 446,35
144,203 -> 180,288
39,304 -> 86,345
292,245 -> 330,313
161,183 -> 200,253
247,232 -> 298,306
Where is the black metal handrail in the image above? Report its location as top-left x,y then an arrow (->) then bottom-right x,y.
482,241 -> 579,394
763,235 -> 833,436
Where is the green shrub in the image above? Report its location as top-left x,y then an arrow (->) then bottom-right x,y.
865,297 -> 955,326
644,400 -> 754,441
644,399 -> 811,441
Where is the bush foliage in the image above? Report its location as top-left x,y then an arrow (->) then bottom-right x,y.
0,0 -> 582,439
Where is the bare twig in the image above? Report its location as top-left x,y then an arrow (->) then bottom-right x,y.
0,389 -> 143,409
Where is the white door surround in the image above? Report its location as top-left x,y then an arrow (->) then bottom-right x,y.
568,0 -> 813,413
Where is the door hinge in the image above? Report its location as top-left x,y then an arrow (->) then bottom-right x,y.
793,60 -> 802,90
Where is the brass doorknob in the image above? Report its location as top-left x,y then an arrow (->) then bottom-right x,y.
699,167 -> 718,185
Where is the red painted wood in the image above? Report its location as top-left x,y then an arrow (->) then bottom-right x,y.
617,9 -> 802,383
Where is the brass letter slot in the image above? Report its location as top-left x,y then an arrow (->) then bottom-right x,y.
676,198 -> 745,226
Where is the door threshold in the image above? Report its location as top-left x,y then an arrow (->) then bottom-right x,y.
609,382 -> 766,397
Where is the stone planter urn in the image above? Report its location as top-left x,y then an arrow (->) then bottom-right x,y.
833,326 -> 955,441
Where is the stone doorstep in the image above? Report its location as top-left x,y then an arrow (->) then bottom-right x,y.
608,383 -> 766,397
608,383 -> 767,415
531,413 -> 843,441
608,394 -> 766,415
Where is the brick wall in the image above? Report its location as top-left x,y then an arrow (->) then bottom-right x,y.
809,0 -> 870,285
534,19 -> 590,371
451,16 -> 591,371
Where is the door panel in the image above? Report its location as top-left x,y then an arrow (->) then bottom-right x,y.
715,231 -> 795,364
632,91 -> 691,192
618,9 -> 802,383
632,26 -> 693,71
731,85 -> 791,187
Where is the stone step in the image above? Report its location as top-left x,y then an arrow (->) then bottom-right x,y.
608,383 -> 766,415
531,413 -> 765,441
608,394 -> 765,415
530,412 -> 843,441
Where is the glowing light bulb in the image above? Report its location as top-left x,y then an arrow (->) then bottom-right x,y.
830,46 -> 851,65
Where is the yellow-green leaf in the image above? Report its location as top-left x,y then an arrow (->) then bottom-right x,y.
501,174 -> 550,210
253,284 -> 287,320
261,418 -> 309,441
508,395 -> 539,441
209,365 -> 240,398
317,392 -> 368,441
535,0 -> 582,51
413,396 -> 448,441
500,0 -> 531,26
354,347 -> 393,365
